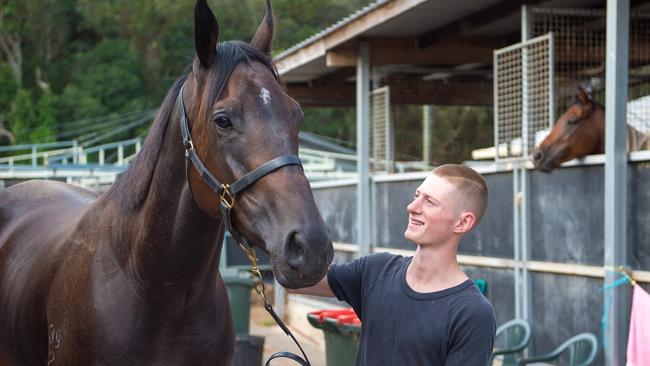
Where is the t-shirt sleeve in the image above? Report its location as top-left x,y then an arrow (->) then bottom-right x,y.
327,257 -> 365,316
445,297 -> 497,366
326,252 -> 395,318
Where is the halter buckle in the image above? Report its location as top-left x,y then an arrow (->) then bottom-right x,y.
183,139 -> 194,151
220,184 -> 235,209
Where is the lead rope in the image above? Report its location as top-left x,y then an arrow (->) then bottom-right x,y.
237,242 -> 311,366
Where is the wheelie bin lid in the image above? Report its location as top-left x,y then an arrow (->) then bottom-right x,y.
307,308 -> 361,332
308,308 -> 357,323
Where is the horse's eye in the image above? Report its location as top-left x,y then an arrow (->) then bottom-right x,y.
213,114 -> 233,130
568,118 -> 580,125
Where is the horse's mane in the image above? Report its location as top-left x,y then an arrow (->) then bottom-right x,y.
103,41 -> 277,212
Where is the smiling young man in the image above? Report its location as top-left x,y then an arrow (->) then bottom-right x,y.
288,164 -> 496,365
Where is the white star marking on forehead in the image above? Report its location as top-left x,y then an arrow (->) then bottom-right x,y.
260,88 -> 271,105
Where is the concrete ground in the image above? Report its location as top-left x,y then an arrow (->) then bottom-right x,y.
248,296 -> 327,366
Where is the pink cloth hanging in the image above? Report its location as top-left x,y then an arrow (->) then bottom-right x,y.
627,284 -> 650,366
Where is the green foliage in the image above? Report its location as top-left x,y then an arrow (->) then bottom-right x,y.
272,0 -> 372,52
6,89 -> 56,144
31,91 -> 57,143
6,90 -> 33,143
0,0 -> 374,146
393,105 -> 493,164
0,64 -> 17,114
302,108 -> 356,148
56,38 -> 148,130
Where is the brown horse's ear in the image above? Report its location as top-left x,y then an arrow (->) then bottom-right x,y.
195,0 -> 219,68
577,86 -> 592,106
250,0 -> 274,56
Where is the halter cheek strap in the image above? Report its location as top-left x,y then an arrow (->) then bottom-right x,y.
178,84 -> 302,246
177,83 -> 311,366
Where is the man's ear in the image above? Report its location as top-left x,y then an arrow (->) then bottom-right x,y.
453,212 -> 476,234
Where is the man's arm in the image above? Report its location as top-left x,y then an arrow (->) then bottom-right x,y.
445,300 -> 496,366
285,273 -> 335,297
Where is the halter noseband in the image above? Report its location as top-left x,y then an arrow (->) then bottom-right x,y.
177,83 -> 302,247
177,83 -> 311,366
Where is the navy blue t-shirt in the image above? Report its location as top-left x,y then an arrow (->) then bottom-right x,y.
328,252 -> 496,366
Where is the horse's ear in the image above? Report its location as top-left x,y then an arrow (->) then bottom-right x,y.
194,0 -> 219,68
250,0 -> 274,56
577,86 -> 592,106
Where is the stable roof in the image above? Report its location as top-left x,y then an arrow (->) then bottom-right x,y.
274,0 -> 627,106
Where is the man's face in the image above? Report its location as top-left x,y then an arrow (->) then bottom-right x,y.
404,174 -> 462,246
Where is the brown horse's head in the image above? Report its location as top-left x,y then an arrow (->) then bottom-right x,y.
184,0 -> 332,288
532,87 -> 605,173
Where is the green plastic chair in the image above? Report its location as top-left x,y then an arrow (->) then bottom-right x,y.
517,333 -> 598,366
474,278 -> 488,295
489,319 -> 532,366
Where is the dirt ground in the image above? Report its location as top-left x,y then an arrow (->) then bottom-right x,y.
248,293 -> 327,366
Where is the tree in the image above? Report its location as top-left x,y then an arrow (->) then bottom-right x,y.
0,2 -> 23,87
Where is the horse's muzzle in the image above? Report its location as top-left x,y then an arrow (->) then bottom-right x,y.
274,229 -> 333,289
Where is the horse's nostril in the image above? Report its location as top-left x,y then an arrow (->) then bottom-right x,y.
285,233 -> 304,270
533,150 -> 543,162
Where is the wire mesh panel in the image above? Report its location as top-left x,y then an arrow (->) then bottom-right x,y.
531,7 -> 650,133
370,86 -> 393,172
374,72 -> 493,165
494,33 -> 554,161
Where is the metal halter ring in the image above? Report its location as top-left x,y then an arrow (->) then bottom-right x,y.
220,184 -> 235,209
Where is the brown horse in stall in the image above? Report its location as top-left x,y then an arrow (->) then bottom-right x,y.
533,87 -> 650,173
0,1 -> 333,365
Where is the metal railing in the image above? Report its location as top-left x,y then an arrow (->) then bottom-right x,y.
0,139 -> 142,169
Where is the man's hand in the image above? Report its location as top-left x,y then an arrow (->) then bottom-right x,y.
286,274 -> 335,297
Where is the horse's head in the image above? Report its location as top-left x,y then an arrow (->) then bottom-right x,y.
532,87 -> 605,173
183,0 -> 333,288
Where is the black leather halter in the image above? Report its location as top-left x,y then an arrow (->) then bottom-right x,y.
177,84 -> 311,366
177,84 -> 301,246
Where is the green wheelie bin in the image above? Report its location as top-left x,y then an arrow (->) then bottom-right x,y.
307,308 -> 361,366
222,268 -> 253,334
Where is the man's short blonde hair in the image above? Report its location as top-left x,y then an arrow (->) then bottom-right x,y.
432,164 -> 488,225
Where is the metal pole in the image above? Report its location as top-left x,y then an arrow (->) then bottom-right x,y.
493,51 -> 499,160
274,279 -> 286,320
422,106 -> 434,165
73,140 -> 79,164
548,32 -> 556,129
513,168 -> 521,319
118,145 -> 124,165
520,168 -> 532,322
385,87 -> 393,173
357,41 -> 371,257
521,5 -> 530,158
519,4 -> 532,329
604,0 -> 630,364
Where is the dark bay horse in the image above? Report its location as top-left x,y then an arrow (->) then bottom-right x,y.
533,87 -> 650,172
0,1 -> 333,365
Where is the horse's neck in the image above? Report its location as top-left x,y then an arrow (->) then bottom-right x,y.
96,109 -> 224,298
